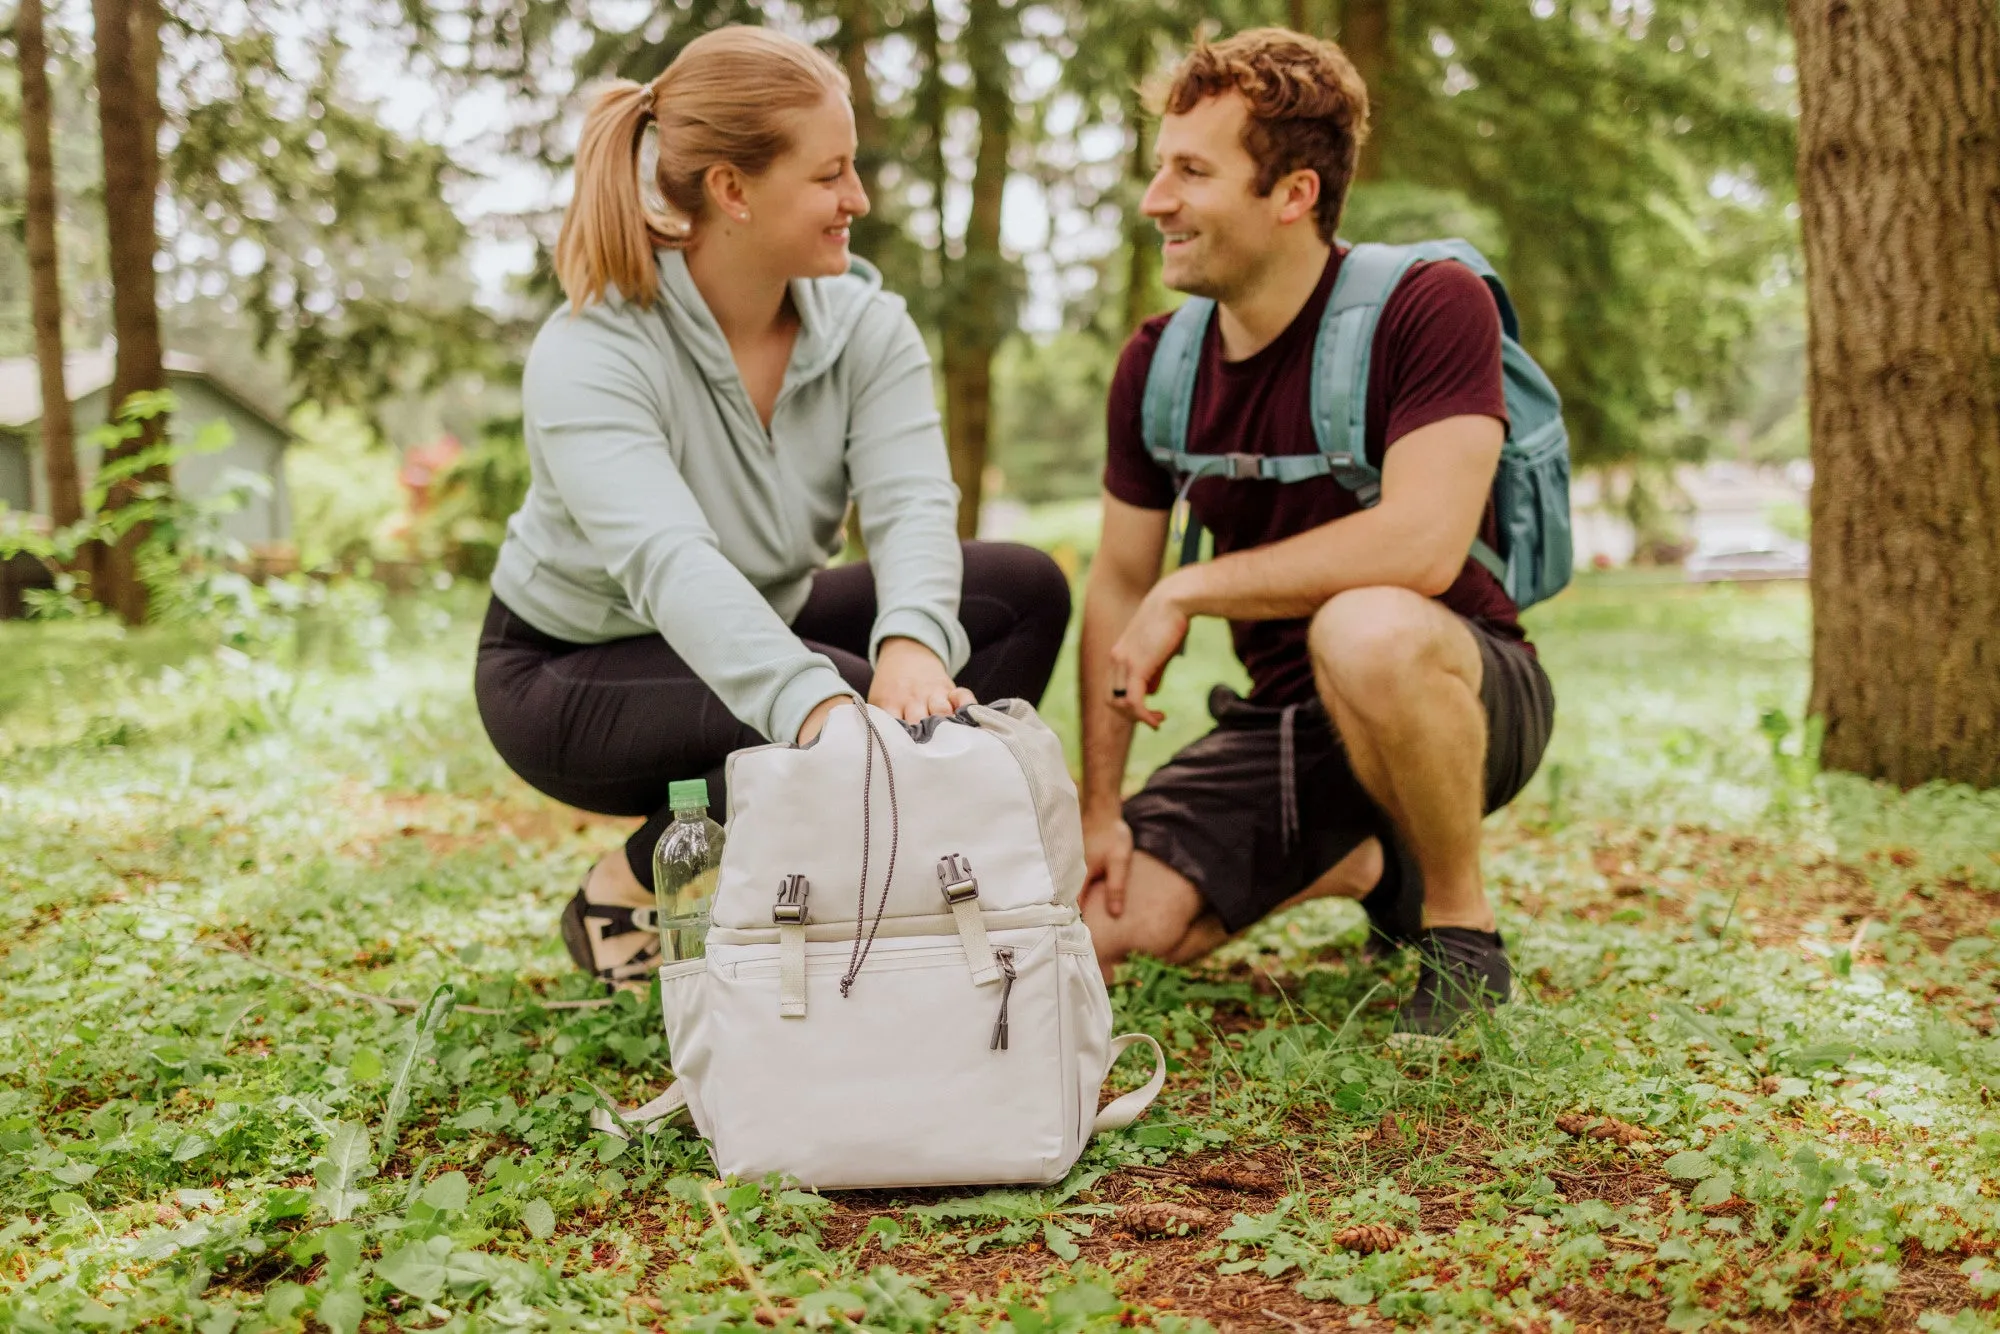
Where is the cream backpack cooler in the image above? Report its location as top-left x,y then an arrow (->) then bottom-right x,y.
595,699 -> 1167,1190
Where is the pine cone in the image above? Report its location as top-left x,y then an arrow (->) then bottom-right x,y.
1194,1161 -> 1279,1192
1331,1224 -> 1403,1253
1118,1202 -> 1215,1236
1554,1112 -> 1651,1145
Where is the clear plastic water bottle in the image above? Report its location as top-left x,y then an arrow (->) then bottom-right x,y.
652,779 -> 724,961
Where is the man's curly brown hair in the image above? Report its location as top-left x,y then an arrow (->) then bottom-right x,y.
1153,28 -> 1371,242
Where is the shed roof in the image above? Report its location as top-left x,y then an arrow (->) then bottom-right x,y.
0,346 -> 289,441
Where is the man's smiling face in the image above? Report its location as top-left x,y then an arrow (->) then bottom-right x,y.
1142,91 -> 1295,302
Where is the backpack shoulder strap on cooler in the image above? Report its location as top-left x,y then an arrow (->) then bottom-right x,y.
1091,1033 -> 1169,1133
589,1081 -> 688,1140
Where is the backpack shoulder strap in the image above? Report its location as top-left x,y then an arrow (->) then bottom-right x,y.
1310,242 -> 1428,507
1139,298 -> 1216,472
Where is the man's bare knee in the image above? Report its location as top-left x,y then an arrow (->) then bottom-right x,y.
1082,850 -> 1206,980
1309,587 -> 1478,717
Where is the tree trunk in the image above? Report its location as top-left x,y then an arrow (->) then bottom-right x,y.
830,0 -> 892,263
1339,0 -> 1389,183
1122,43 -> 1161,334
939,0 -> 1014,538
92,0 -> 169,624
1791,0 -> 2000,788
18,0 -> 81,529
1288,0 -> 1309,33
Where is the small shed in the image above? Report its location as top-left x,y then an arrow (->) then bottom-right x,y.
0,346 -> 293,547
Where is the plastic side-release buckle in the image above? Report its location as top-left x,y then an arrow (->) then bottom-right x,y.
936,854 -> 1001,984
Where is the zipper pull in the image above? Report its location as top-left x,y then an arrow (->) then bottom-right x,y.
989,947 -> 1016,1052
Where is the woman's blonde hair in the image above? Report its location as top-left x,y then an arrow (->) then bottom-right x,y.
554,25 -> 849,311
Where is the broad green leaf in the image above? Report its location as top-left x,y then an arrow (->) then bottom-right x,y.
522,1198 -> 555,1240
261,1189 -> 311,1222
1690,1171 -> 1736,1207
1663,1150 -> 1717,1181
312,1123 -> 376,1222
1049,1282 -> 1119,1321
1042,1219 -> 1079,1261
172,1133 -> 210,1163
322,1224 -> 363,1280
376,1236 -> 453,1302
316,1283 -> 363,1334
348,1048 -> 383,1082
421,1170 -> 470,1214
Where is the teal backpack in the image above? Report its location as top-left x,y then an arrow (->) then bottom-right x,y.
1138,239 -> 1573,610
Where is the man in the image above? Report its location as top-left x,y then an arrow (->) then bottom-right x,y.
1078,28 -> 1555,1038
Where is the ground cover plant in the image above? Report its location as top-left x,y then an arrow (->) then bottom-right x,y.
2,572 -> 1998,1332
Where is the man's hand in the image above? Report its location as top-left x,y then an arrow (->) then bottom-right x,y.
1082,806 -> 1137,918
1106,577 -> 1191,729
869,637 -> 976,723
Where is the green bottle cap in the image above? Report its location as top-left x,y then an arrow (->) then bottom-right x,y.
667,779 -> 709,811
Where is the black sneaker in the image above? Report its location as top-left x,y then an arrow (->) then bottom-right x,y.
1358,832 -> 1425,960
560,877 -> 661,995
1391,927 -> 1511,1041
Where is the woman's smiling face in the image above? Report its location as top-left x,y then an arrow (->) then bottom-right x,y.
732,91 -> 871,279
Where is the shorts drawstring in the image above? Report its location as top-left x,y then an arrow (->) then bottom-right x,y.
1279,702 -> 1300,855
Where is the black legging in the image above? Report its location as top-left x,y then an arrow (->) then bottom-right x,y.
475,541 -> 1072,889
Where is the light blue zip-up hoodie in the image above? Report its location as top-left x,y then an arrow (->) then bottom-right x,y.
493,251 -> 968,745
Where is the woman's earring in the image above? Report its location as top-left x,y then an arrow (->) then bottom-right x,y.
738,212 -> 750,222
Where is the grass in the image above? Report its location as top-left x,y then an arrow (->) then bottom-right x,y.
3,571 -> 2000,1332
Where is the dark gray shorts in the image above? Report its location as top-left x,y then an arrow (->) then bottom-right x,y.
1122,618 -> 1555,934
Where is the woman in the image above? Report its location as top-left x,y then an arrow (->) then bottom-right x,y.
476,26 -> 1071,989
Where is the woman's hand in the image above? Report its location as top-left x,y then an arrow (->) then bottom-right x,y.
869,637 -> 975,722
797,694 -> 855,744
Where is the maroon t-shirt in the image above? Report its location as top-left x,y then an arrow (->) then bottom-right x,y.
1104,248 -> 1527,708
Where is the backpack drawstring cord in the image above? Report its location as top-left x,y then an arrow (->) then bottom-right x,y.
839,707 -> 901,997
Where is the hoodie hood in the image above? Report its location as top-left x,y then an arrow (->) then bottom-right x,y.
655,249 -> 888,389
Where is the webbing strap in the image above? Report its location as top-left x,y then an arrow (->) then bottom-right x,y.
939,855 -> 1002,985
777,923 -> 808,1017
1091,1033 -> 1169,1133
949,898 -> 1002,985
1139,298 -> 1214,472
1469,538 -> 1507,583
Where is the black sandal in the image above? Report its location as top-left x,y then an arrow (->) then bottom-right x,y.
560,878 -> 663,991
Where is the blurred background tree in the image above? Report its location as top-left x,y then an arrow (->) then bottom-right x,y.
5,0 -> 1811,605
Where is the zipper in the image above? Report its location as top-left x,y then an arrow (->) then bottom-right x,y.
705,903 -> 1074,946
989,948 -> 1016,1052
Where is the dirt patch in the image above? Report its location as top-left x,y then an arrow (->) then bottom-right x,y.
1498,820 -> 2000,958
330,781 -> 632,861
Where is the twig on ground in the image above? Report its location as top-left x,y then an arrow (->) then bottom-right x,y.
703,1183 -> 781,1323
1260,1309 -> 1312,1332
195,939 -> 616,1015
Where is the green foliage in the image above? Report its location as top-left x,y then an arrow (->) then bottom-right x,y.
283,405 -> 406,568
989,332 -> 1121,504
6,524 -> 2000,1323
406,417 -> 535,578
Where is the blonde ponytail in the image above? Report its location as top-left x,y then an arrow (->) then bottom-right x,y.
553,26 -> 850,312
554,80 -> 682,311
